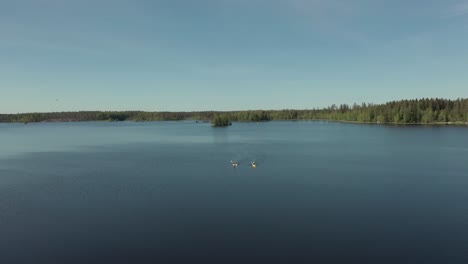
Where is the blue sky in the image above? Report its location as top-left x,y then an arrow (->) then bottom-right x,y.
1,0 -> 468,113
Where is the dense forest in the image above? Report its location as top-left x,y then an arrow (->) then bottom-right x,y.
1,98 -> 467,125
211,114 -> 232,127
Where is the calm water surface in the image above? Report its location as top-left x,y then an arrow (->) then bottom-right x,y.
0,121 -> 467,263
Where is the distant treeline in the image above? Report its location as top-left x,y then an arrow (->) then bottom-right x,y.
211,114 -> 232,127
1,98 -> 467,124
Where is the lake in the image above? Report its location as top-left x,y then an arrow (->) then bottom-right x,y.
0,121 -> 467,263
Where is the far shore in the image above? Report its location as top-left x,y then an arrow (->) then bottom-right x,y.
2,98 -> 468,126
5,118 -> 467,126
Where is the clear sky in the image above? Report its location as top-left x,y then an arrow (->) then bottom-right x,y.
1,0 -> 468,113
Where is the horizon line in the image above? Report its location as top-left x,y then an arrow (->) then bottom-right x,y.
2,97 -> 467,115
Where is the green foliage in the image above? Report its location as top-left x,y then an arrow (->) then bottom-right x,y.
97,112 -> 130,121
211,114 -> 232,127
1,98 -> 467,125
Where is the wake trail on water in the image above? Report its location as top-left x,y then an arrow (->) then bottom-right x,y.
229,143 -> 267,166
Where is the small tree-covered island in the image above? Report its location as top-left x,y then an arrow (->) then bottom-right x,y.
1,98 -> 467,125
211,114 -> 232,127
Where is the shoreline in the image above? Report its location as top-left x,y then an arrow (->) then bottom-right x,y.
2,99 -> 467,126
2,119 -> 467,126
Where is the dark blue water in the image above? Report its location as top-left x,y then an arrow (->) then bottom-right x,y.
0,121 -> 467,264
